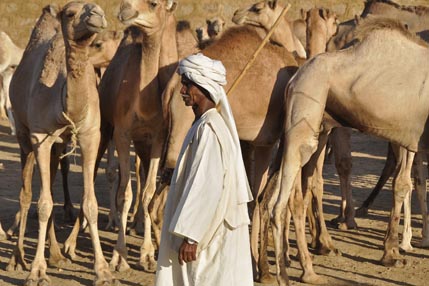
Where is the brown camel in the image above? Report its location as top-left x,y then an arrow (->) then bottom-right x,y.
0,31 -> 24,134
232,0 -> 307,59
272,18 -> 429,286
162,25 -> 298,283
83,0 -> 179,273
8,2 -> 117,285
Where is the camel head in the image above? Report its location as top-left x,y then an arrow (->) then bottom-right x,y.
89,30 -> 123,68
305,8 -> 338,57
118,0 -> 177,34
206,16 -> 225,38
59,1 -> 107,46
232,0 -> 281,30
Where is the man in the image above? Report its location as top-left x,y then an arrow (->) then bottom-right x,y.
155,53 -> 254,286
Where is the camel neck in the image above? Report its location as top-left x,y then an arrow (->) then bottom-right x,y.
63,41 -> 93,123
27,16 -> 59,51
159,14 -> 179,90
139,30 -> 163,91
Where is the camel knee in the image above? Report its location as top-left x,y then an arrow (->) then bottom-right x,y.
82,199 -> 98,224
335,156 -> 352,177
38,199 -> 53,222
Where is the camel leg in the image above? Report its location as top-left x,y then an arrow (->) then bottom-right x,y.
24,138 -> 53,286
0,222 -> 7,241
413,152 -> 429,248
300,131 -> 339,256
248,145 -> 272,279
149,183 -> 169,249
135,137 -> 163,273
109,130 -> 133,272
129,151 -> 146,235
2,70 -> 15,135
79,131 -> 118,285
60,154 -> 76,223
399,189 -> 413,251
64,208 -> 84,260
47,145 -> 69,268
7,148 -> 35,272
329,127 -> 357,230
381,146 -> 414,267
356,143 -> 396,217
105,140 -> 120,231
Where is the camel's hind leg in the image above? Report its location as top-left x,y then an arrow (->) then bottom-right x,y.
7,148 -> 35,272
381,146 -> 414,267
330,127 -> 357,230
304,131 -> 340,256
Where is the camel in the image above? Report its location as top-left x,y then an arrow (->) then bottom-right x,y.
162,25 -> 299,283
290,9 -> 307,49
361,0 -> 429,34
0,31 -> 24,134
196,16 -> 226,49
8,2 -> 117,285
4,27 -> 125,239
68,0 -> 179,273
176,20 -> 199,58
232,0 -> 307,59
271,17 -> 429,285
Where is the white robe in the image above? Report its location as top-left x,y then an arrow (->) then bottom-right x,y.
155,109 -> 253,286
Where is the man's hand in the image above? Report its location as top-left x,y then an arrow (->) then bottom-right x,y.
178,239 -> 198,265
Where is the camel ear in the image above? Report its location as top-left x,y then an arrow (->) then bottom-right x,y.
300,8 -> 307,20
166,0 -> 176,12
206,19 -> 211,25
43,4 -> 59,17
268,0 -> 277,10
320,8 -> 329,20
354,15 -> 361,25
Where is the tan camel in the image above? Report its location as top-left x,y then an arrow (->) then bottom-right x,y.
271,18 -> 429,285
290,9 -> 307,48
232,0 -> 307,59
8,2 -> 117,285
162,25 -> 298,283
5,27 -> 125,238
176,20 -> 199,58
361,0 -> 429,33
0,31 -> 24,134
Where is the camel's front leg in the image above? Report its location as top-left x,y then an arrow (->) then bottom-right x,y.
60,155 -> 76,223
109,130 -> 133,272
7,149 -> 35,272
381,147 -> 414,267
79,131 -> 118,285
105,140 -> 120,231
24,139 -> 53,286
134,138 -> 163,273
414,152 -> 429,248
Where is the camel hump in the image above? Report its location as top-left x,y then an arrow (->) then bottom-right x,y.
355,16 -> 427,47
40,33 -> 66,87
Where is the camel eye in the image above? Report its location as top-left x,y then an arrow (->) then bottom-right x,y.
150,1 -> 158,8
65,10 -> 76,18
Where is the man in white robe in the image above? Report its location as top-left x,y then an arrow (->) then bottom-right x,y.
155,53 -> 254,286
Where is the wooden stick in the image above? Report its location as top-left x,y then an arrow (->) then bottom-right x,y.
226,3 -> 291,96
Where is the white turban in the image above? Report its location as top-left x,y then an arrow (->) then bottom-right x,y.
178,53 -> 253,205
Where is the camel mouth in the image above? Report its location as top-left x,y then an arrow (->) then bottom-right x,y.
232,14 -> 246,25
118,9 -> 139,26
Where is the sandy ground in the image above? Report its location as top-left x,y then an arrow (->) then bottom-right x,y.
0,116 -> 428,286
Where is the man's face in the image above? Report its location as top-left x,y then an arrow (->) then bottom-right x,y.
180,76 -> 204,107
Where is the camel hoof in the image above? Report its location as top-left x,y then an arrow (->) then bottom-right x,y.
259,272 -> 276,284
23,279 -> 38,286
399,243 -> 413,252
355,207 -> 369,217
94,278 -> 121,286
316,245 -> 341,257
381,257 -> 407,268
38,278 -> 51,286
301,273 -> 327,285
338,221 -> 358,231
136,258 -> 157,273
48,256 -> 71,268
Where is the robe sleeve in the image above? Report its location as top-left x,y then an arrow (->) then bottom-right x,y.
168,122 -> 225,243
